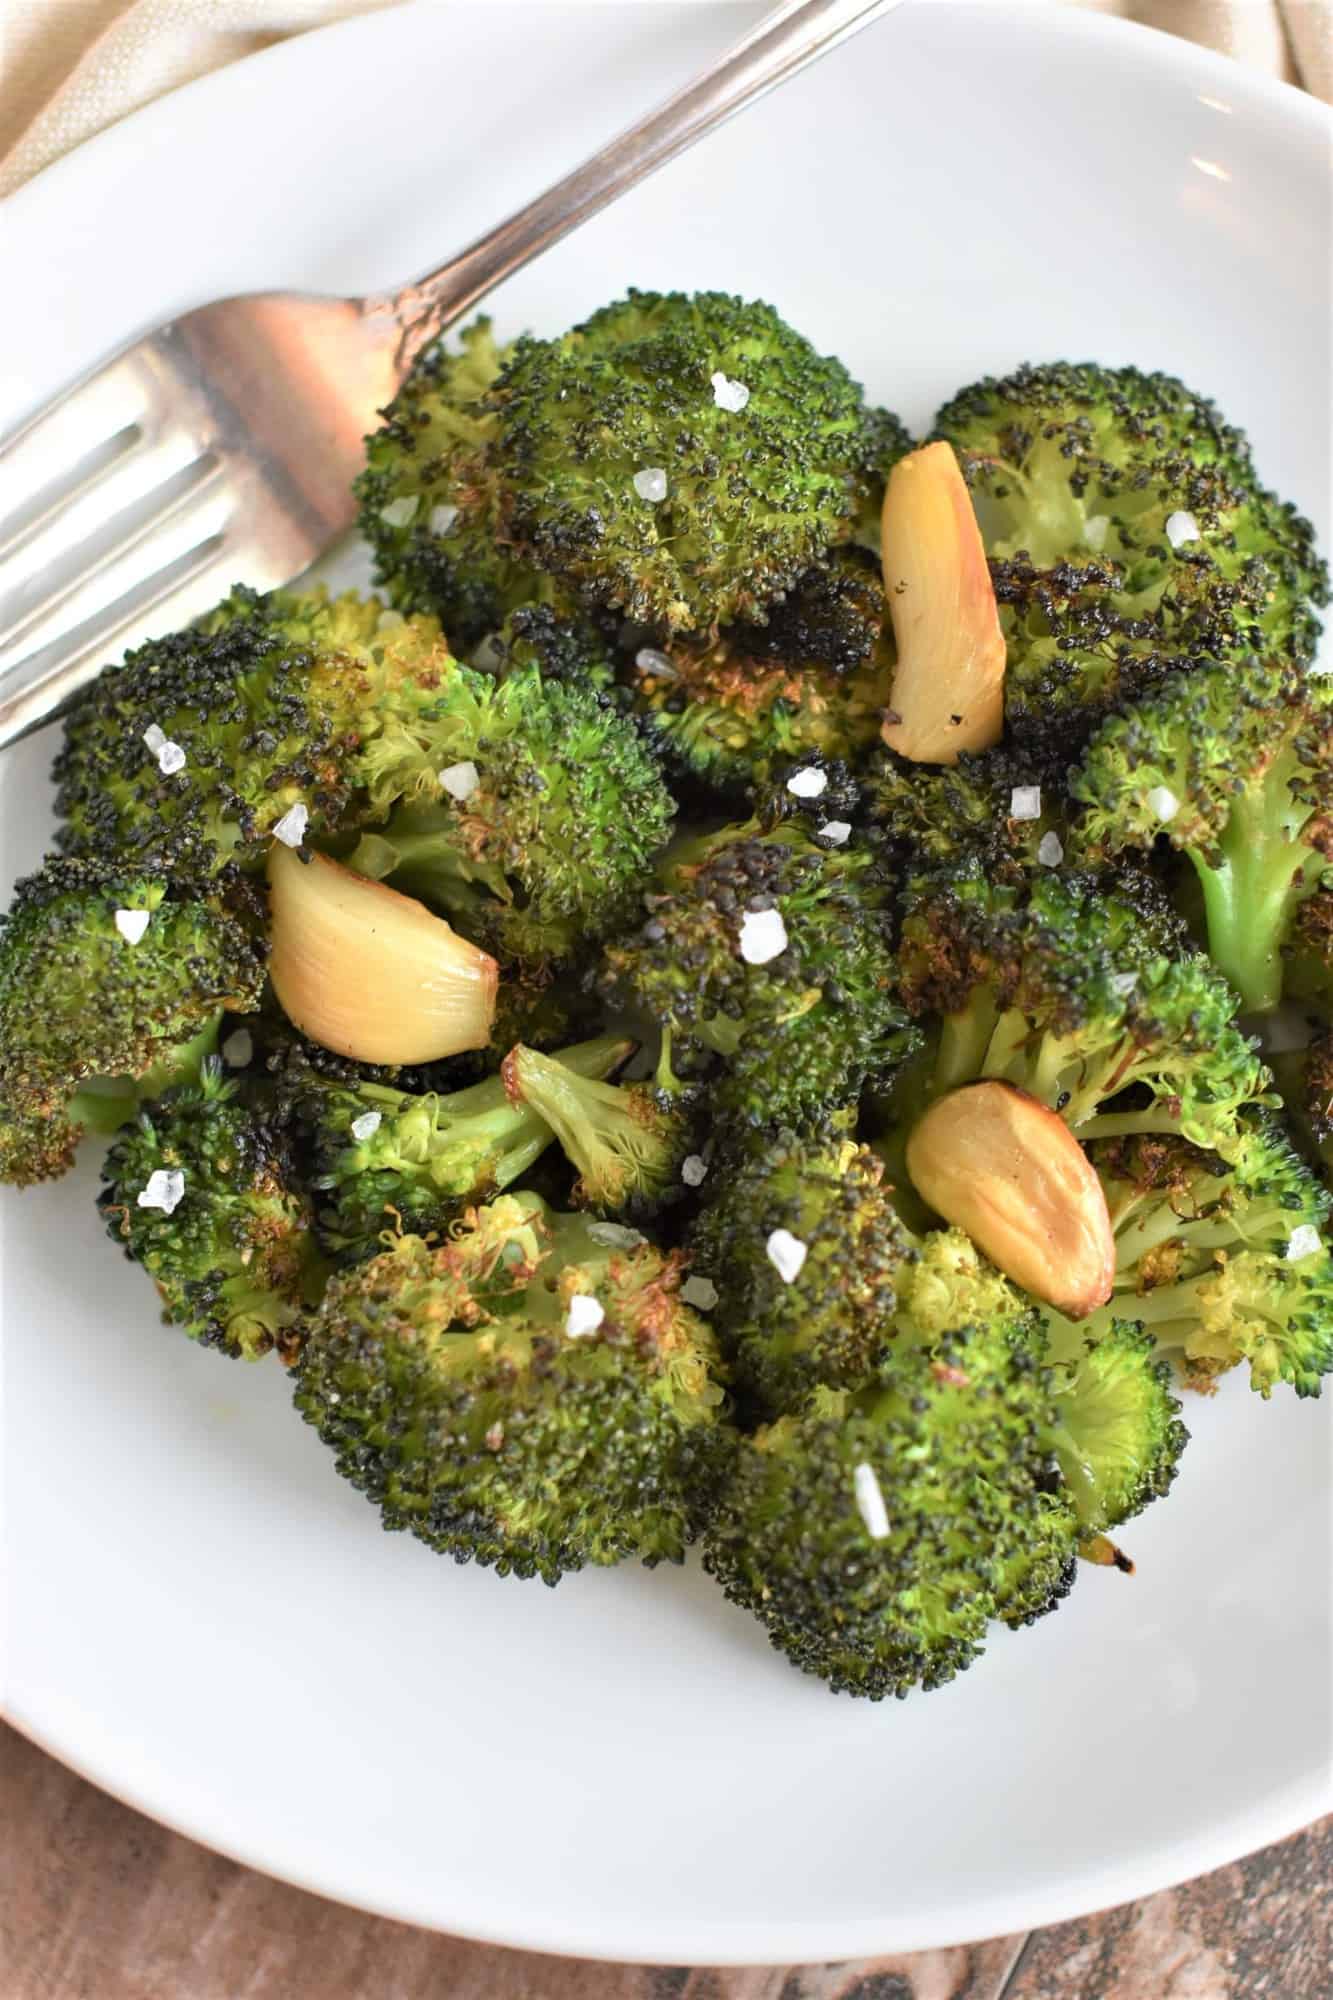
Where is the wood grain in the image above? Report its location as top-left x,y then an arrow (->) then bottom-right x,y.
3,1726 -> 1329,2000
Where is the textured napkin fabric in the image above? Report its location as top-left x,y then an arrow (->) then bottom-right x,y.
0,0 -> 1329,200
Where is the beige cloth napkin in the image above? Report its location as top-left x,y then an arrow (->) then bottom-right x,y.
0,0 -> 1328,201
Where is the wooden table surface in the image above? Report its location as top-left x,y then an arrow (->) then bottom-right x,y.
2,1724 -> 1327,1999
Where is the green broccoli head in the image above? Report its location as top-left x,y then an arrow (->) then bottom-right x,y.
1073,1120 -> 1333,1398
884,862 -> 1273,1162
703,1319 -> 1077,1700
355,317 -> 546,647
488,598 -> 621,693
98,1064 -> 321,1361
344,663 -> 675,965
865,739 -> 1066,884
1041,1316 -> 1188,1535
686,1133 -> 914,1414
53,586 -> 458,870
488,289 -> 887,632
293,1194 -> 731,1581
501,1042 -> 693,1218
0,856 -> 266,1185
1069,656 -> 1332,1010
310,1036 -> 632,1261
933,363 -> 1327,749
599,821 -> 920,1129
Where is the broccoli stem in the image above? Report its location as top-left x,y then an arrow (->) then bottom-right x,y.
1191,782 -> 1315,1013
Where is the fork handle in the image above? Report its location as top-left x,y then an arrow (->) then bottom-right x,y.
368,0 -> 906,370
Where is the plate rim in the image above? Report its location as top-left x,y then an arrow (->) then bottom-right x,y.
2,0 -> 1330,1964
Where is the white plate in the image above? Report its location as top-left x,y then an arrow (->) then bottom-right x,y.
2,0 -> 1330,1965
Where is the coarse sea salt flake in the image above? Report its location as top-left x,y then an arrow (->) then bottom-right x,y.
586,1221 -> 645,1250
350,1111 -> 382,1142
635,647 -> 677,678
681,1275 -> 719,1312
1165,510 -> 1200,549
739,907 -> 787,965
1110,972 -> 1138,999
272,802 -> 309,848
156,739 -> 186,776
380,495 -> 418,528
430,503 -> 460,535
766,1228 -> 807,1284
1287,1224 -> 1321,1262
632,467 -> 668,502
1010,785 -> 1042,821
818,821 -> 852,846
439,759 -> 480,801
853,1461 -> 891,1541
787,767 -> 827,800
711,371 -> 750,413
1147,785 -> 1180,823
1083,515 -> 1110,551
565,1294 -> 605,1339
138,1168 -> 185,1215
114,908 -> 150,945
142,723 -> 167,754
1038,830 -> 1064,867
681,1154 -> 708,1188
221,1029 -> 253,1069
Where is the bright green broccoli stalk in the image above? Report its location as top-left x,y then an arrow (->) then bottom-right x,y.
1042,1317 -> 1188,1537
702,1314 -> 1077,1700
488,289 -> 891,633
98,1064 -> 323,1361
879,863 -> 1274,1173
293,1194 -> 732,1581
354,317 -> 547,647
0,856 -> 265,1186
343,664 -> 675,965
599,821 -> 920,1130
1047,1123 -> 1333,1399
310,1036 -> 632,1261
933,363 -> 1327,751
501,1042 -> 694,1217
1069,657 -> 1332,1011
53,586 -> 461,871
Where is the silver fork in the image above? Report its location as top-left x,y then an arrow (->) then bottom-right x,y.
0,0 -> 904,750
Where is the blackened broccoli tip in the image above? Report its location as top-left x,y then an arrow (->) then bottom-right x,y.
98,1063 -> 322,1361
344,662 -> 676,967
702,1325 -> 1078,1700
599,819 -> 919,1130
0,855 -> 265,1187
293,1194 -> 732,1582
488,289 -> 885,634
501,1041 -> 691,1217
311,1035 -> 632,1262
1070,656 -> 1332,1011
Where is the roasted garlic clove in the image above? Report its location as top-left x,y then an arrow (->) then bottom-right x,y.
268,843 -> 497,1065
905,1079 -> 1115,1317
881,441 -> 1005,764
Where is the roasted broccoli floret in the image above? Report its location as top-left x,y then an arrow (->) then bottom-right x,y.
293,1194 -> 731,1581
486,289 -> 890,632
311,1036 -> 631,1260
0,856 -> 265,1185
879,864 -> 1273,1173
501,1042 -> 693,1216
865,740 -> 1065,882
599,821 -> 919,1129
98,1064 -> 322,1361
703,1310 -> 1077,1699
1047,1122 -> 1333,1399
1043,1317 -> 1188,1535
355,317 -> 544,647
1069,656 -> 1332,1010
934,363 -> 1327,749
344,664 -> 675,964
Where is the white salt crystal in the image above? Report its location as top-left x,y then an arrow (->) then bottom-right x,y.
1038,831 -> 1064,867
739,908 -> 788,965
681,1154 -> 708,1188
586,1221 -> 645,1250
350,1111 -> 382,1142
817,821 -> 852,846
1165,510 -> 1199,549
142,723 -> 167,754
137,1168 -> 185,1215
380,495 -> 418,528
766,1228 -> 807,1284
439,760 -> 480,801
1146,786 -> 1180,823
1286,1224 -> 1321,1262
710,371 -> 750,413
271,802 -> 309,848
1010,786 -> 1042,821
221,1029 -> 253,1069
853,1461 -> 891,1541
787,767 -> 827,800
565,1294 -> 606,1339
113,908 -> 150,945
1110,972 -> 1138,999
156,739 -> 186,776
632,467 -> 668,502
635,647 -> 677,678
681,1275 -> 719,1312
430,503 -> 460,535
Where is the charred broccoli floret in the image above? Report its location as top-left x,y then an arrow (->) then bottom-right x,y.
487,289 -> 890,632
1043,1317 -> 1188,1535
293,1194 -> 731,1581
310,1036 -> 631,1261
703,1311 -> 1077,1699
865,740 -> 1066,882
0,856 -> 265,1185
98,1064 -> 322,1361
599,821 -> 919,1129
1069,656 -> 1332,1010
344,664 -> 675,964
501,1042 -> 693,1217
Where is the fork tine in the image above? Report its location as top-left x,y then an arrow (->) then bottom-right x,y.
0,356 -> 153,541
0,432 -> 209,616
0,540 -> 283,747
0,471 -> 233,670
